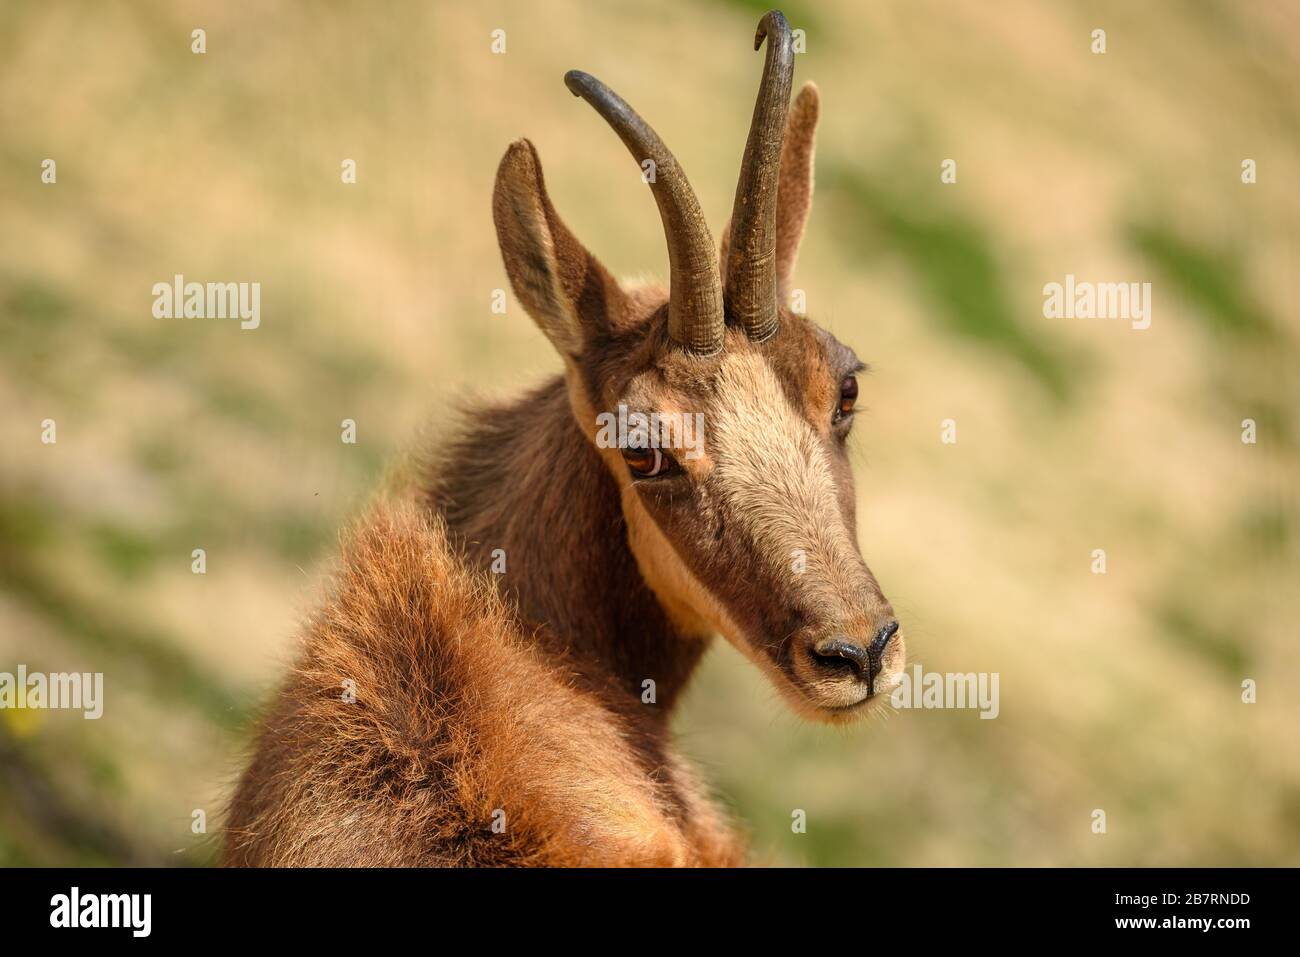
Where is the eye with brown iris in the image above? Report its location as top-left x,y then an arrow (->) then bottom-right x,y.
622,445 -> 671,478
836,375 -> 858,420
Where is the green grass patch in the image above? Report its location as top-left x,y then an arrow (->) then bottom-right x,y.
1156,603 -> 1249,678
825,164 -> 1071,401
1127,222 -> 1275,340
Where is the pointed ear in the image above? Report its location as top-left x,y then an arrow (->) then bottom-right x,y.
719,82 -> 820,296
774,82 -> 819,291
492,139 -> 624,358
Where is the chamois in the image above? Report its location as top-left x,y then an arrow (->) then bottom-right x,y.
223,9 -> 904,867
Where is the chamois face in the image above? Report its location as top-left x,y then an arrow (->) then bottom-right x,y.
491,26 -> 904,722
574,300 -> 903,723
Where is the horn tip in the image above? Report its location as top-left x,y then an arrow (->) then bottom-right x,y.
563,70 -> 591,97
754,9 -> 790,49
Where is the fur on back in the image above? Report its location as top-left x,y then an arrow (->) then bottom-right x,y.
222,503 -> 742,867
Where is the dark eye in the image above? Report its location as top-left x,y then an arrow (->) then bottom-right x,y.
836,375 -> 859,420
622,445 -> 672,478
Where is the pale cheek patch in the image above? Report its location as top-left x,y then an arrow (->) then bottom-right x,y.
568,373 -> 726,639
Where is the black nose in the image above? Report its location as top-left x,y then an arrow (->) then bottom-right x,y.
812,637 -> 872,678
811,621 -> 899,687
870,620 -> 900,662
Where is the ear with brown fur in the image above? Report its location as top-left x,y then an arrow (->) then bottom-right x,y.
774,81 -> 819,293
492,139 -> 626,358
719,81 -> 820,301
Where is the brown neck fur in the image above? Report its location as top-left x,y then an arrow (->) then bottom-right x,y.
422,376 -> 708,718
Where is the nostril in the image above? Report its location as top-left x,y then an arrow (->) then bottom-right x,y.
867,620 -> 900,684
811,637 -> 871,679
870,620 -> 900,659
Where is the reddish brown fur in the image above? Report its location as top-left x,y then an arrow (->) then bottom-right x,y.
223,503 -> 742,866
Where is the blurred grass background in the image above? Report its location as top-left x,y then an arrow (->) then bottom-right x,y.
1,0 -> 1297,866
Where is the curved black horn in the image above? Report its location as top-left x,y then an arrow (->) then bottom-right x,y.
725,10 -> 794,342
565,70 -> 724,356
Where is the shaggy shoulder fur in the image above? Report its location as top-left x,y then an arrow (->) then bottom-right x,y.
222,504 -> 742,866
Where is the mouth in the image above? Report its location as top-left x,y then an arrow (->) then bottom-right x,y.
817,678 -> 894,715
805,656 -> 905,719
821,695 -> 873,715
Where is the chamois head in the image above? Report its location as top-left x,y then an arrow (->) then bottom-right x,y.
491,10 -> 902,722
